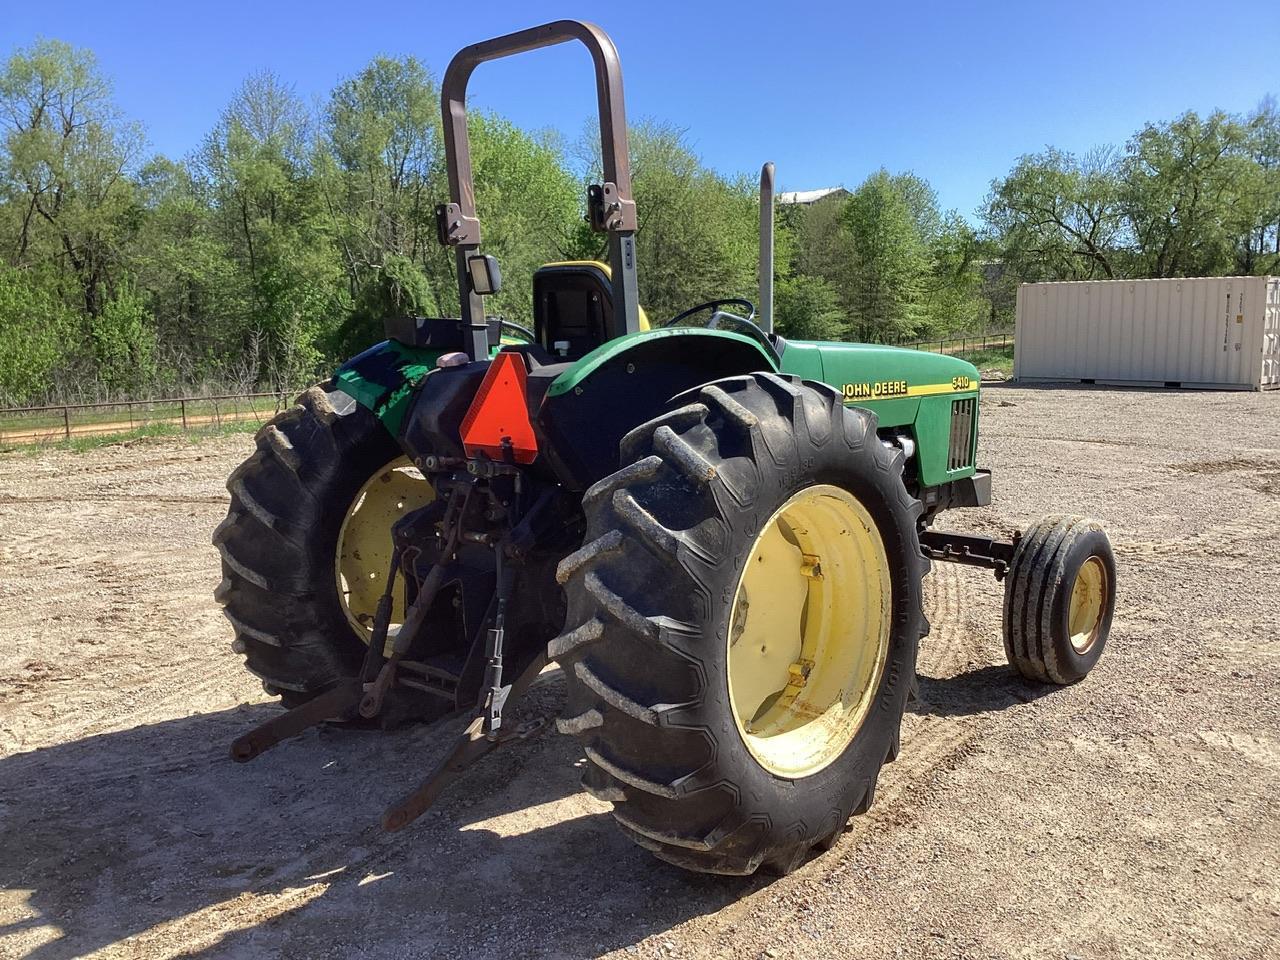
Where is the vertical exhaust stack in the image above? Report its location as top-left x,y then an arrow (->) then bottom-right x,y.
758,161 -> 775,334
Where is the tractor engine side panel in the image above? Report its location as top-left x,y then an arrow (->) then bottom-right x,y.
780,340 -> 980,488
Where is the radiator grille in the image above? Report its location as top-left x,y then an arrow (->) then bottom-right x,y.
947,398 -> 975,471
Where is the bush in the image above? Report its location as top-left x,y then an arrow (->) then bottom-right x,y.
0,267 -> 73,406
92,284 -> 158,395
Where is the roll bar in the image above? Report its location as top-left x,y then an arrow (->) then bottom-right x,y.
437,20 -> 641,360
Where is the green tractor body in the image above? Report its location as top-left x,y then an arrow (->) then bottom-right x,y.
216,19 -> 1113,877
336,330 -> 980,491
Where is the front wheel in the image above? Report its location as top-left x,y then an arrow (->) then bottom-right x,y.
551,373 -> 929,875
1002,515 -> 1115,684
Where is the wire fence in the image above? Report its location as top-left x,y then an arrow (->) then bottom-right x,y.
891,332 -> 1015,354
0,391 -> 295,447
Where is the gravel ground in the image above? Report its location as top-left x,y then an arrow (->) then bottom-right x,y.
1,383 -> 1277,960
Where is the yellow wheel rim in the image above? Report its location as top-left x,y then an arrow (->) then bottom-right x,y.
1067,555 -> 1107,654
335,455 -> 434,642
727,484 -> 891,779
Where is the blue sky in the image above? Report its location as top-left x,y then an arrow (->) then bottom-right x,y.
3,1 -> 1275,219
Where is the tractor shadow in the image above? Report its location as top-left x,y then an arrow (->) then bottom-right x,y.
0,676 -> 760,960
913,663 -> 1058,717
1,666 -> 1055,959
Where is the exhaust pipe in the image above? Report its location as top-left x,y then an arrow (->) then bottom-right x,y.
758,161 -> 775,334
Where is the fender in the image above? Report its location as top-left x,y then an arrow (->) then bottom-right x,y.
332,339 -> 442,437
535,328 -> 779,489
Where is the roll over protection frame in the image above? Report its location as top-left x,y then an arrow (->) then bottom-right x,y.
437,20 -> 642,360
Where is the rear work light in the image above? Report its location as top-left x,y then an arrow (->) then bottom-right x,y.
459,351 -> 539,464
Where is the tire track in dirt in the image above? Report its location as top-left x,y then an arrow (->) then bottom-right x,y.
918,560 -> 973,678
83,883 -> 332,960
9,390 -> 1279,960
878,561 -> 991,811
0,480 -> 240,752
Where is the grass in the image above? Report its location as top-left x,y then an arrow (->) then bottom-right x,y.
2,418 -> 262,456
953,343 -> 1014,377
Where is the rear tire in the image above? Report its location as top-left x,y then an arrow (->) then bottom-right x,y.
1002,515 -> 1115,684
213,383 -> 433,715
551,373 -> 928,875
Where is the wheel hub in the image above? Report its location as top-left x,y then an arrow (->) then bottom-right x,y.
727,484 -> 891,778
335,456 -> 434,641
1067,555 -> 1108,653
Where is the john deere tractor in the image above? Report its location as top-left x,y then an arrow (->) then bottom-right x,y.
215,20 -> 1115,875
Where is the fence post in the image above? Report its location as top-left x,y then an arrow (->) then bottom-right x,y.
180,398 -> 187,431
213,398 -> 221,428
63,406 -> 70,440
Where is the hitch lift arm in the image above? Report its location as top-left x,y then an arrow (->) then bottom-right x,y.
228,467 -> 552,834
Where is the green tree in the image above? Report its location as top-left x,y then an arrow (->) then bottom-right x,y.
784,191 -> 851,291
890,171 -> 943,243
0,40 -> 143,317
922,213 -> 987,329
198,70 -> 341,388
573,121 -> 759,322
92,280 -> 156,393
840,169 -> 930,340
1233,98 -> 1280,274
131,156 -> 240,389
468,114 -> 581,322
0,264 -> 72,404
1120,110 -> 1250,277
317,55 -> 445,356
983,147 -> 1123,281
774,274 -> 845,340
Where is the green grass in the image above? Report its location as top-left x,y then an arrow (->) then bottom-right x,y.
953,343 -> 1014,377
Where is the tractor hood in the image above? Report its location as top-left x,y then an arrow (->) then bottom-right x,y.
778,340 -> 979,407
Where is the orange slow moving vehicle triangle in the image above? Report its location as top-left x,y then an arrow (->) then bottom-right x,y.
459,351 -> 539,464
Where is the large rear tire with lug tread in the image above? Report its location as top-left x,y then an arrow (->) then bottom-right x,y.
213,382 -> 437,716
1002,515 -> 1115,684
551,372 -> 929,876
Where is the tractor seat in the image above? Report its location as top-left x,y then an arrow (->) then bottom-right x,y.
533,261 -> 648,360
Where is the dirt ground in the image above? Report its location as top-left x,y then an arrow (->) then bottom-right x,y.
1,384 -> 1277,960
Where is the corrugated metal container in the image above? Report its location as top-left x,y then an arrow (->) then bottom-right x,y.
1015,276 -> 1280,390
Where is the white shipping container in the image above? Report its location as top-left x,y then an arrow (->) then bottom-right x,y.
1014,276 -> 1280,391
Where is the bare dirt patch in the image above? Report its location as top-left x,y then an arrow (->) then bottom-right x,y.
1,386 -> 1278,959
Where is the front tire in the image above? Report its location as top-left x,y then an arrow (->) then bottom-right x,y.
551,373 -> 928,875
1002,515 -> 1115,684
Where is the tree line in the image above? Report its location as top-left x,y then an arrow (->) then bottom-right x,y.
1,39 -> 1276,406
